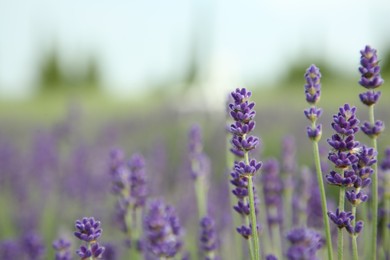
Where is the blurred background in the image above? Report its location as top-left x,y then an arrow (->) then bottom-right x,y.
1,0 -> 390,258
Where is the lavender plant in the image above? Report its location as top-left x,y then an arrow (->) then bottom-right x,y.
285,228 -> 324,260
53,238 -> 72,260
358,45 -> 385,259
228,88 -> 262,260
303,64 -> 333,260
199,216 -> 219,260
144,199 -> 182,259
74,217 -> 105,259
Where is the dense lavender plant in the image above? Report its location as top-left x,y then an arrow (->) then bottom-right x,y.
199,216 -> 219,260
358,45 -> 385,259
303,64 -> 333,260
285,228 -> 324,260
228,88 -> 262,260
74,217 -> 105,259
53,238 -> 72,260
144,199 -> 182,258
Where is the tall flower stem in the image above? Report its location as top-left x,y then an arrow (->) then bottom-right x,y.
244,196 -> 255,260
245,152 -> 260,260
338,183 -> 345,260
368,105 -> 378,259
351,206 -> 358,260
312,139 -> 334,260
194,177 -> 207,219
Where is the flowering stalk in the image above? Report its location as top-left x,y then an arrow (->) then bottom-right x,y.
188,124 -> 210,219
286,227 -> 324,260
303,64 -> 333,260
74,217 -> 105,260
358,45 -> 385,259
199,216 -> 219,260
52,238 -> 71,260
228,88 -> 262,260
109,150 -> 147,258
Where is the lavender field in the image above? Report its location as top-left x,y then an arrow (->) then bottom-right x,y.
1,47 -> 390,260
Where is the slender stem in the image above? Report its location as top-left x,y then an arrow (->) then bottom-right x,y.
244,196 -> 255,260
248,176 -> 260,260
283,184 -> 294,229
270,212 -> 283,260
338,184 -> 345,260
383,172 -> 390,260
194,176 -> 207,219
369,104 -> 378,260
312,140 -> 334,260
351,206 -> 358,260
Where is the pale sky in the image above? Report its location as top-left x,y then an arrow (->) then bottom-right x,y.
0,0 -> 389,98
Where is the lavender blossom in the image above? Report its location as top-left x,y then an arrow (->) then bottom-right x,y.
21,232 -> 45,260
144,199 -> 182,258
128,153 -> 148,208
188,124 -> 211,180
53,238 -> 72,260
286,228 -> 324,260
0,239 -> 22,259
199,216 -> 219,259
74,217 -> 105,259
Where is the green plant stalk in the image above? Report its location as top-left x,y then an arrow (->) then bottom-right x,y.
351,206 -> 358,260
257,182 -> 271,255
244,151 -> 260,260
226,135 -> 244,260
338,184 -> 345,260
194,175 -> 207,219
244,196 -> 255,260
312,139 -> 334,260
270,207 -> 283,260
248,176 -> 260,260
383,172 -> 390,260
369,105 -> 378,260
283,181 -> 294,229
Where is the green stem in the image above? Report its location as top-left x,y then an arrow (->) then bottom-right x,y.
283,184 -> 294,229
351,206 -> 358,260
338,184 -> 345,260
194,176 -> 207,219
270,212 -> 283,260
244,196 -> 255,260
383,172 -> 390,260
248,176 -> 260,260
369,104 -> 378,260
312,140 -> 334,260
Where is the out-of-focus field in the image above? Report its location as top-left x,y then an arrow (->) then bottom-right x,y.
0,79 -> 389,259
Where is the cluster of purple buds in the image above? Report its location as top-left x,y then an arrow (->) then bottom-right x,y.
52,238 -> 72,260
74,217 -> 105,259
199,216 -> 219,260
358,45 -> 384,106
21,232 -> 45,260
285,228 -> 324,260
128,153 -> 148,209
261,159 -> 283,226
144,199 -> 182,258
303,65 -> 323,141
228,88 -> 262,239
188,124 -> 211,180
327,209 -> 363,236
229,88 -> 259,157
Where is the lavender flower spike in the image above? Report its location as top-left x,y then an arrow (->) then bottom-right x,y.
199,216 -> 219,260
53,238 -> 71,260
359,45 -> 384,90
144,199 -> 182,258
74,217 -> 105,259
286,228 -> 324,260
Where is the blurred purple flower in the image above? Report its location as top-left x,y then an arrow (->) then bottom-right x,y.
286,228 -> 324,260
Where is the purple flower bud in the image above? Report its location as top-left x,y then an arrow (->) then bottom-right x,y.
359,45 -> 384,89
304,107 -> 323,122
359,90 -> 381,106
331,104 -> 359,136
307,124 -> 322,141
346,220 -> 364,235
266,254 -> 278,260
128,153 -> 148,208
326,169 -> 357,187
76,243 -> 105,259
327,208 -> 354,229
360,120 -> 384,138
21,232 -> 45,260
74,217 -> 102,243
345,190 -> 368,206
304,65 -> 322,104
236,225 -> 252,239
